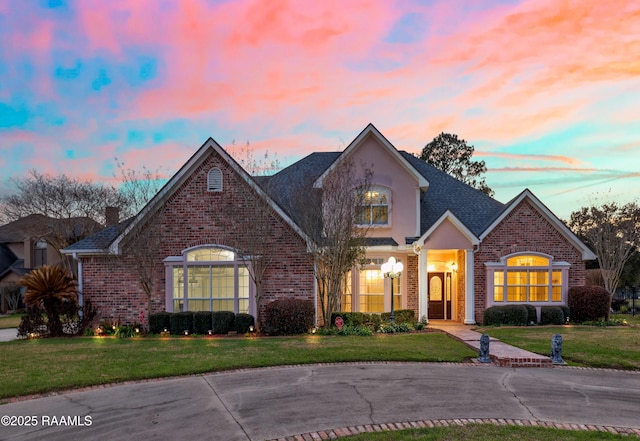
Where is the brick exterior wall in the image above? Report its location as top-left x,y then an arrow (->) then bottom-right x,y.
80,149 -> 315,326
473,200 -> 586,324
405,254 -> 418,319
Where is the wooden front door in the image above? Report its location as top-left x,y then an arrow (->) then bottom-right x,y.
428,273 -> 444,319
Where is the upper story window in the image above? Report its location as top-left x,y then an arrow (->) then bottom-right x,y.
207,168 -> 223,192
33,239 -> 47,267
356,187 -> 389,226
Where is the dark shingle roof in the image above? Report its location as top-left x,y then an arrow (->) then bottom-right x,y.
62,218 -> 134,252
400,152 -> 505,236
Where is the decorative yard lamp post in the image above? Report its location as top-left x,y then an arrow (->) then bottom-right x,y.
381,257 -> 403,324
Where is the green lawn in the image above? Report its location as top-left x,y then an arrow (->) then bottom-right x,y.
0,332 -> 476,400
343,423 -> 632,440
475,325 -> 640,370
0,313 -> 23,329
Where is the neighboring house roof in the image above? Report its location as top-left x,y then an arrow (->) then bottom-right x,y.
0,244 -> 19,280
0,213 -> 102,244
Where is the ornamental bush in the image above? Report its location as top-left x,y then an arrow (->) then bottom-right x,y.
540,306 -> 565,325
149,312 -> 171,334
212,311 -> 235,334
264,298 -> 314,335
483,305 -> 528,326
235,313 -> 255,333
170,311 -> 194,335
568,286 -> 611,322
193,311 -> 213,334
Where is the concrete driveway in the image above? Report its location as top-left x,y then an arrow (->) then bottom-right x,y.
1,363 -> 639,440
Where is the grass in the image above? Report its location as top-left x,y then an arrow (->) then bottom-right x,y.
0,313 -> 23,329
343,424 -> 632,440
0,332 -> 477,400
475,325 -> 640,370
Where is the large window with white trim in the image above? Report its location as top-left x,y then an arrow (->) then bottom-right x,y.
487,253 -> 567,304
167,246 -> 252,314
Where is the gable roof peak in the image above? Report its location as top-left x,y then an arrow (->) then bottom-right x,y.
313,124 -> 428,189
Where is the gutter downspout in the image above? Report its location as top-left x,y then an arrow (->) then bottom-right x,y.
72,252 -> 83,318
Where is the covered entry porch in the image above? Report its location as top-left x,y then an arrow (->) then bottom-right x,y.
413,211 -> 479,324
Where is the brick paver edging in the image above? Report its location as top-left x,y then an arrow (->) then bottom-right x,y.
266,418 -> 640,440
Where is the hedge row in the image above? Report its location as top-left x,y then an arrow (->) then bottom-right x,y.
483,304 -> 573,326
149,311 -> 255,335
329,310 -> 416,330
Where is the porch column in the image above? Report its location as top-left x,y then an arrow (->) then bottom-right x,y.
418,249 -> 428,321
464,249 -> 475,324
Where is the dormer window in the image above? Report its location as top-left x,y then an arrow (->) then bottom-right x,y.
207,168 -> 223,192
356,187 -> 389,226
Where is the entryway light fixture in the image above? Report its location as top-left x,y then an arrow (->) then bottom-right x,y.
381,257 -> 404,324
450,262 -> 458,272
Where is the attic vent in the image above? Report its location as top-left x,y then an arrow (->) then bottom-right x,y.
207,168 -> 223,192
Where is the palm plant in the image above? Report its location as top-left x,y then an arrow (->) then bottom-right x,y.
19,265 -> 78,337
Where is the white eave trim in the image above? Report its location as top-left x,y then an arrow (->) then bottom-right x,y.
313,123 -> 429,190
479,189 -> 597,261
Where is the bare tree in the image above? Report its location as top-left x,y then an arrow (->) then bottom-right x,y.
569,200 -> 640,313
111,162 -> 166,328
0,170 -> 126,270
290,158 -> 373,327
226,142 -> 282,332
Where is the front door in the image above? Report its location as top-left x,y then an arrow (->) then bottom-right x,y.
428,273 -> 444,319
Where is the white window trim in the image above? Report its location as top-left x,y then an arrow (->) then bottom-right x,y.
163,245 -> 255,315
357,186 -> 391,227
485,252 -> 570,307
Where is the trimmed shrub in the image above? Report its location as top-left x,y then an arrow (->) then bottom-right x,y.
235,313 -> 255,333
264,298 -> 314,335
330,312 -> 366,327
149,312 -> 171,334
559,306 -> 570,322
502,305 -> 528,326
483,305 -> 528,326
483,306 -> 505,326
381,309 -> 416,324
540,306 -> 565,325
170,312 -> 194,335
366,313 -> 382,330
193,311 -> 213,334
568,286 -> 611,322
523,304 -> 537,324
212,311 -> 235,334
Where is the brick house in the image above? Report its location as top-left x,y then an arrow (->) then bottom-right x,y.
63,124 -> 595,326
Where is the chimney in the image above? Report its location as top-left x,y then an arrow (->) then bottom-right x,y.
105,206 -> 120,227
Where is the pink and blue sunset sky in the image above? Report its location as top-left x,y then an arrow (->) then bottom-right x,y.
1,0 -> 639,220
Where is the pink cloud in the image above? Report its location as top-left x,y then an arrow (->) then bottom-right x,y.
478,151 -> 583,167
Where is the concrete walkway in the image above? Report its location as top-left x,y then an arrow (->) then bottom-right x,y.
0,328 -> 19,342
429,321 -> 553,367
